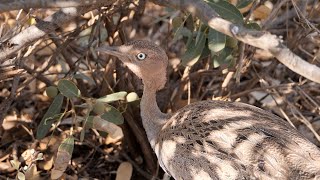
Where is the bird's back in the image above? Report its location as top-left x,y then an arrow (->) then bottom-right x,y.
154,100 -> 320,180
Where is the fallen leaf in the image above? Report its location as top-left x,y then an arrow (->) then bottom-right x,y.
253,5 -> 272,19
115,162 -> 133,180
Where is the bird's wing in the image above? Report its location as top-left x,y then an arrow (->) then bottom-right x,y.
155,100 -> 320,180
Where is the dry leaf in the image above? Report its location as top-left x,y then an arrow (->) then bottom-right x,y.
253,5 -> 272,19
0,161 -> 15,172
38,155 -> 54,170
2,114 -> 18,130
24,164 -> 40,180
89,116 -> 124,140
51,137 -> 74,180
105,135 -> 122,145
21,149 -> 36,166
115,162 -> 133,180
39,136 -> 61,151
51,151 -> 72,179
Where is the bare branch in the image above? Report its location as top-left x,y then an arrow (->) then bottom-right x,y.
0,0 -> 115,63
150,0 -> 320,84
0,0 -> 99,12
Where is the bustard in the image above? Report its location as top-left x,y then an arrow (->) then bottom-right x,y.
97,40 -> 320,180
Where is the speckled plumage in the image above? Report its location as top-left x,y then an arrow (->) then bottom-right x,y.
97,40 -> 320,180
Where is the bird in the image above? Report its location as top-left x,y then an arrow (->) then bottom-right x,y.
97,40 -> 320,180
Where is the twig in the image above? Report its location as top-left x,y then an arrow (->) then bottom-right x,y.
235,42 -> 245,84
0,0 -> 116,63
229,83 -> 295,99
0,73 -> 21,124
262,0 -> 290,28
0,0 -> 104,13
121,152 -> 159,180
150,0 -> 320,84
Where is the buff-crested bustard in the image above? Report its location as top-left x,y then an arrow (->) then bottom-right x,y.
97,40 -> 320,180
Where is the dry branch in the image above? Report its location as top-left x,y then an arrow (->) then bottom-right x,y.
0,0 -> 99,12
1,0 -> 319,84
0,0 -> 115,63
150,0 -> 320,84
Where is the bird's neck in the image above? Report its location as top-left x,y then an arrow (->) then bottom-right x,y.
140,83 -> 167,149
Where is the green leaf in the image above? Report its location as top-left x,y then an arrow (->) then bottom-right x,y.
245,22 -> 261,30
226,36 -> 238,48
57,79 -> 81,98
208,28 -> 226,53
181,31 -> 206,67
212,47 -> 234,68
46,86 -> 58,98
236,0 -> 253,9
92,102 -> 106,115
74,72 -> 96,86
97,91 -> 128,103
200,43 -> 211,59
59,137 -> 75,154
205,0 -> 244,24
172,16 -> 184,32
36,94 -> 64,139
100,105 -> 124,125
173,27 -> 193,42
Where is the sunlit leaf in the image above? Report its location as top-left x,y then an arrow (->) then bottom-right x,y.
36,94 -> 64,139
205,0 -> 244,24
28,17 -> 36,25
97,91 -> 127,103
57,79 -> 81,98
116,162 -> 133,180
36,153 -> 44,161
86,116 -> 124,139
17,172 -> 25,180
101,105 -> 124,125
39,156 -> 53,170
208,28 -> 226,53
126,92 -> 139,102
51,137 -> 74,180
181,31 -> 206,67
21,149 -> 35,166
253,5 -> 272,20
10,159 -> 21,170
236,0 -> 253,9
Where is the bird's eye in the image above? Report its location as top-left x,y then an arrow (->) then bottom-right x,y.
136,53 -> 146,60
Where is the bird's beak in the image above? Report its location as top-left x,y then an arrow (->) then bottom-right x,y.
96,45 -> 131,63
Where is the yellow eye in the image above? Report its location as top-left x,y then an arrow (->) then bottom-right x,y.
136,53 -> 146,60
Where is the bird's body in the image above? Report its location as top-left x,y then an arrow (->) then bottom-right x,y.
97,40 -> 320,180
156,100 -> 320,179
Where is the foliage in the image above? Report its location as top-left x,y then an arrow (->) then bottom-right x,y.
37,79 -> 138,179
173,0 -> 258,68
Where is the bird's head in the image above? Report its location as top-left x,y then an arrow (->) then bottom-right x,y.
97,40 -> 168,91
